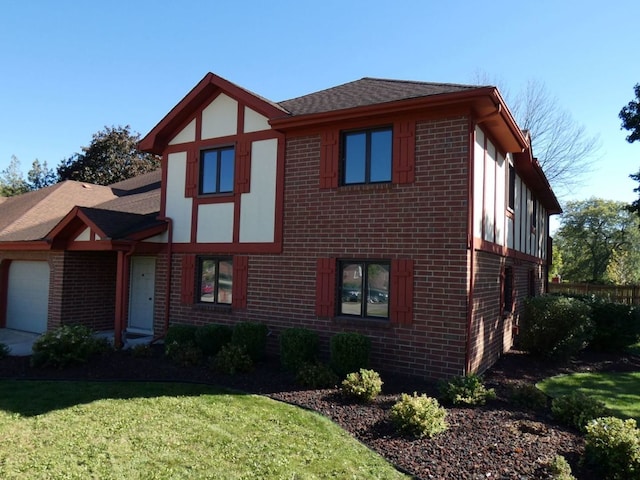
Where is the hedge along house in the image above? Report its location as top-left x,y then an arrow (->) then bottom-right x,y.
0,171 -> 166,342
138,72 -> 561,379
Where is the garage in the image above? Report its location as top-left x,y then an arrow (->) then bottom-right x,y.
6,260 -> 50,333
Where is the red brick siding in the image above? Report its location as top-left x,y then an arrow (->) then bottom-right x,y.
163,116 -> 473,379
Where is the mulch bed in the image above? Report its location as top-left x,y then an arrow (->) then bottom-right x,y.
1,347 -> 638,480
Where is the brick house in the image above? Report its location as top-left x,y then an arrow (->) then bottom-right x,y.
1,72 -> 560,378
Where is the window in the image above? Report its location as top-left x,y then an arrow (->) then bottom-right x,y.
339,260 -> 390,319
342,127 -> 392,184
508,163 -> 515,210
198,257 -> 233,304
531,198 -> 537,231
528,269 -> 536,297
200,146 -> 234,194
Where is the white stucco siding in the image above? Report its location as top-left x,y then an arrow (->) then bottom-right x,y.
514,176 -> 523,251
239,138 -> 277,243
165,152 -> 193,243
473,127 -> 485,239
244,107 -> 271,133
483,139 -> 496,243
196,203 -> 234,243
169,119 -> 196,145
201,94 -> 238,139
495,151 -> 506,246
75,228 -> 91,241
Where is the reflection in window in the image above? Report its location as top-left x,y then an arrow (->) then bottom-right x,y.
339,261 -> 389,319
201,147 -> 235,194
199,257 -> 233,304
343,128 -> 392,184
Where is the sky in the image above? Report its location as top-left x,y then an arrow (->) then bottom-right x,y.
1,0 -> 639,211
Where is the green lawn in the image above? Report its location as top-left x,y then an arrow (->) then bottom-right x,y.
537,372 -> 640,422
0,381 -> 407,480
627,341 -> 640,356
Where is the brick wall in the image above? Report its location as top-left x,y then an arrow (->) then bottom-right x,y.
162,116 -> 474,379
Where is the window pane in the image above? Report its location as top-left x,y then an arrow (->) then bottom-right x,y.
200,259 -> 216,303
219,148 -> 235,193
365,263 -> 389,318
217,259 -> 233,304
344,132 -> 366,184
340,262 -> 362,316
369,129 -> 392,182
201,151 -> 218,194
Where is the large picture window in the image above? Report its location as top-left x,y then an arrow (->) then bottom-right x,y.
339,260 -> 390,319
198,257 -> 233,304
200,146 -> 235,194
342,127 -> 392,184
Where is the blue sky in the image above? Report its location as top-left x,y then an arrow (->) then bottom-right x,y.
1,0 -> 638,207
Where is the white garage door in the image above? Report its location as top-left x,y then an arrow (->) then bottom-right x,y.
6,261 -> 50,333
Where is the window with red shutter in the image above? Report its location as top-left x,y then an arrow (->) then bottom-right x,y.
184,152 -> 199,198
392,120 -> 415,184
235,141 -> 251,194
232,256 -> 248,309
315,258 -> 336,317
180,255 -> 196,304
319,130 -> 339,189
336,260 -> 390,319
390,259 -> 414,325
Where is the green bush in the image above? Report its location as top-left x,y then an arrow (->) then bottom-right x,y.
438,374 -> 496,406
546,455 -> 576,480
588,299 -> 640,352
584,416 -> 640,480
390,392 -> 448,438
195,324 -> 232,357
280,327 -> 319,372
551,392 -> 609,432
31,325 -> 110,368
165,341 -> 203,366
330,332 -> 370,378
130,343 -> 153,358
506,383 -> 549,411
519,295 -> 593,360
0,343 -> 9,359
231,322 -> 268,361
165,324 -> 198,346
296,362 -> 339,389
211,344 -> 253,375
341,369 -> 383,402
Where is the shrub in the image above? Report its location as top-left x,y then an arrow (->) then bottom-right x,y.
390,392 -> 448,438
0,343 -> 9,359
280,328 -> 319,372
518,295 -> 593,360
164,324 -> 198,346
330,332 -> 370,378
195,324 -> 232,357
341,369 -> 383,402
211,344 -> 253,374
130,343 -> 153,358
296,362 -> 339,389
551,392 -> 609,432
438,374 -> 496,406
165,341 -> 203,366
231,322 -> 268,361
584,416 -> 640,480
546,455 -> 576,480
506,383 -> 549,411
588,299 -> 640,352
31,325 -> 110,368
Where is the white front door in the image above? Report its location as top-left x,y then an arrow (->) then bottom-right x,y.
128,256 -> 155,334
6,261 -> 50,333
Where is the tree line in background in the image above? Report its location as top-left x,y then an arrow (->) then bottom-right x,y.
0,125 -> 159,197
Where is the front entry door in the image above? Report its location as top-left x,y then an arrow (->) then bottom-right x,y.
128,256 -> 155,334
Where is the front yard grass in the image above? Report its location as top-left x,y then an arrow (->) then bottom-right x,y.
0,380 -> 408,479
537,372 -> 640,422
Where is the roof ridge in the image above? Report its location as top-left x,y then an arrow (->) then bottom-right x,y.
360,77 -> 487,89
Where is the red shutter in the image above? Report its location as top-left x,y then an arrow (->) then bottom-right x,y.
315,258 -> 336,317
392,120 -> 415,184
390,259 -> 414,325
181,255 -> 196,305
319,130 -> 339,189
235,141 -> 251,194
232,256 -> 248,309
184,151 -> 199,197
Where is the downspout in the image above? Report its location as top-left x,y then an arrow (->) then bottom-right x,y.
152,216 -> 173,343
465,120 -> 476,375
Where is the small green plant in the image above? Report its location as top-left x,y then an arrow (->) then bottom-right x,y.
280,327 -> 319,372
129,343 -> 153,358
0,343 -> 10,359
165,324 -> 198,346
438,374 -> 496,406
195,324 -> 232,357
545,455 -> 576,480
551,392 -> 608,432
31,325 -> 111,368
330,332 -> 371,378
231,322 -> 268,361
165,341 -> 203,366
390,392 -> 448,438
341,369 -> 383,402
296,362 -> 339,389
584,416 -> 640,480
506,382 -> 549,411
211,344 -> 253,374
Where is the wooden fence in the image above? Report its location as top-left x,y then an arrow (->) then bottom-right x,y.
548,283 -> 640,305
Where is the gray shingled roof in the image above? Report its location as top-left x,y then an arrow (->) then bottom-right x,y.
77,208 -> 164,239
278,78 -> 481,116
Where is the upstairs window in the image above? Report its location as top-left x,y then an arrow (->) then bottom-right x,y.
198,257 -> 233,305
342,127 -> 392,184
508,163 -> 515,211
200,146 -> 235,194
339,260 -> 390,319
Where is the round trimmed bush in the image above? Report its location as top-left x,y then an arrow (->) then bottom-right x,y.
280,328 -> 319,372
390,392 -> 448,438
330,332 -> 370,378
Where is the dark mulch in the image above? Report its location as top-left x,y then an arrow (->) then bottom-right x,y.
1,347 -> 638,480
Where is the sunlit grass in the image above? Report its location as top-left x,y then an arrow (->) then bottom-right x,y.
0,381 -> 408,479
537,372 -> 640,422
627,341 -> 640,356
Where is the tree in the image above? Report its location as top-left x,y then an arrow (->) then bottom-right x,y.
620,83 -> 640,220
0,156 -> 30,196
57,125 -> 160,185
27,159 -> 57,190
553,198 -> 640,284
